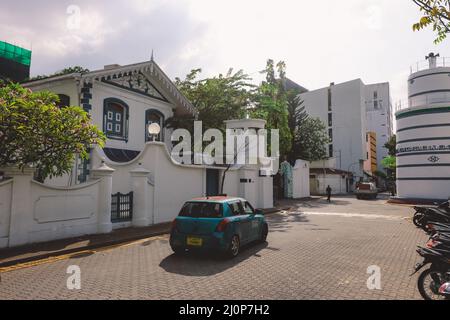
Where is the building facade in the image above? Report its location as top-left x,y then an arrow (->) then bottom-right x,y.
0,58 -> 280,247
396,53 -> 450,201
24,59 -> 196,186
298,79 -> 392,190
364,132 -> 378,175
365,82 -> 393,170
0,41 -> 31,82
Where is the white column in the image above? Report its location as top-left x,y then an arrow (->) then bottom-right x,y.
130,164 -> 151,227
4,167 -> 36,247
91,162 -> 115,234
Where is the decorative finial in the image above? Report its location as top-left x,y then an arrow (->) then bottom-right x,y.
151,50 -> 154,61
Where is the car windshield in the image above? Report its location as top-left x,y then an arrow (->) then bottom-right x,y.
179,202 -> 223,218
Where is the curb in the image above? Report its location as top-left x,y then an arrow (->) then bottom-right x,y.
1,210 -> 285,269
0,228 -> 171,269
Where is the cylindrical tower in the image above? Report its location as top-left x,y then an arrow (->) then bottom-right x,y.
396,53 -> 450,201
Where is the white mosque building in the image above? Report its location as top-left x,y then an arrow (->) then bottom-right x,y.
396,53 -> 450,201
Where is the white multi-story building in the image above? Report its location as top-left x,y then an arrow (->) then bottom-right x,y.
365,83 -> 393,170
298,79 -> 393,190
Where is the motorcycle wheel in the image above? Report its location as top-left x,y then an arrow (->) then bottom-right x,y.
413,214 -> 424,228
418,268 -> 449,300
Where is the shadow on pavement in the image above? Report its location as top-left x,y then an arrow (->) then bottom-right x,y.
266,212 -> 311,233
159,242 -> 271,277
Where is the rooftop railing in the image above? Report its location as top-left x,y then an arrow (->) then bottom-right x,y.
394,92 -> 450,113
410,57 -> 450,74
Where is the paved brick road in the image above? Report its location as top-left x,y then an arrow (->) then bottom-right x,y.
0,196 -> 428,300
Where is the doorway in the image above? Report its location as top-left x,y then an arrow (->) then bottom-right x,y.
206,169 -> 220,196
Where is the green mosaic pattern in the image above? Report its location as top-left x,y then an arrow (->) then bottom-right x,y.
0,41 -> 32,66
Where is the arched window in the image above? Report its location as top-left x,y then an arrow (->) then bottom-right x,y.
103,98 -> 129,141
145,109 -> 164,142
57,94 -> 70,108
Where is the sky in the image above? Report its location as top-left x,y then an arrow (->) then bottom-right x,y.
2,0 -> 450,108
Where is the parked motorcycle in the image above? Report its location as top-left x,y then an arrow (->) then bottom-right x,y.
412,200 -> 450,300
413,246 -> 450,300
425,222 -> 450,236
413,203 -> 450,230
439,282 -> 450,298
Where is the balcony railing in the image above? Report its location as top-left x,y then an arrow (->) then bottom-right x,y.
410,57 -> 450,74
395,92 -> 450,113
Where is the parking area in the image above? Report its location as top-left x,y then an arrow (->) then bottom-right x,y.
0,195 -> 428,300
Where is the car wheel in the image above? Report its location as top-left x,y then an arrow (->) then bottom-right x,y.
171,246 -> 186,255
226,235 -> 240,259
259,223 -> 269,243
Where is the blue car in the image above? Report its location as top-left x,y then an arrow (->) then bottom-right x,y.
170,197 -> 269,258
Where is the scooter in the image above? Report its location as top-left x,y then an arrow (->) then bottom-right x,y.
414,208 -> 450,230
424,222 -> 450,236
439,282 -> 450,298
412,246 -> 450,300
413,200 -> 450,228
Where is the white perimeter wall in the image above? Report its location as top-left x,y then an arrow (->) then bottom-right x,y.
0,169 -> 101,248
92,143 -> 274,226
311,174 -> 347,195
0,179 -> 12,248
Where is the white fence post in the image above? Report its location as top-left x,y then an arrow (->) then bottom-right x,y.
91,162 -> 115,234
130,164 -> 151,227
3,166 -> 35,247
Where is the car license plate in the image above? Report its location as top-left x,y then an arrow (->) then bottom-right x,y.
187,237 -> 203,247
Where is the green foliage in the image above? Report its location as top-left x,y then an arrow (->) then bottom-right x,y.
382,155 -> 397,181
27,66 -> 90,82
170,68 -> 255,132
384,135 -> 397,156
250,59 -> 292,156
170,60 -> 329,160
293,117 -> 329,162
382,156 -> 397,170
0,83 -> 105,181
374,170 -> 388,179
286,90 -> 329,162
412,0 -> 450,43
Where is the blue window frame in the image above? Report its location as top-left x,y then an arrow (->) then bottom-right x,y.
103,98 -> 129,141
57,94 -> 70,108
145,109 -> 164,142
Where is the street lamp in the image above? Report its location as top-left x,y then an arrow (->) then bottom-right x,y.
148,123 -> 161,142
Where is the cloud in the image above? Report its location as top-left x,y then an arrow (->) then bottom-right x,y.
1,0 -> 450,106
0,0 -> 206,76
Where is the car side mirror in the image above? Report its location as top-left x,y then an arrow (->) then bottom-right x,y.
255,209 -> 264,215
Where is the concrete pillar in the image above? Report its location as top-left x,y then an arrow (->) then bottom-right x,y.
91,162 -> 115,234
130,164 -> 151,227
4,167 -> 35,247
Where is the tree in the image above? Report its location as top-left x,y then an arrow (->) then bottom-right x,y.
27,66 -> 90,82
169,68 -> 255,132
286,90 -> 329,163
0,83 -> 105,182
384,135 -> 397,156
382,135 -> 397,181
412,0 -> 450,43
250,59 -> 292,157
293,117 -> 329,162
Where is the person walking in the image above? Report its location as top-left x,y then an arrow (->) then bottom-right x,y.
326,185 -> 332,203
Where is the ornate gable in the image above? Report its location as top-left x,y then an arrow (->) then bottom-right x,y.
101,71 -> 168,102
82,60 -> 197,116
